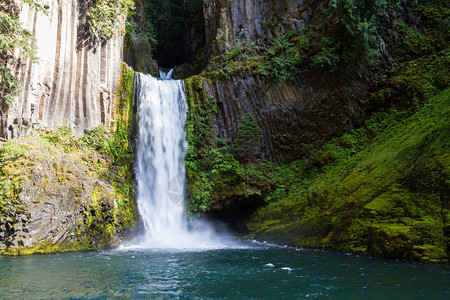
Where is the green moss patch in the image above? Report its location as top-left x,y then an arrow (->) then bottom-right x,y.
247,89 -> 450,262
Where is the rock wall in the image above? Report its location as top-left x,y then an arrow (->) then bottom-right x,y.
204,0 -> 320,55
200,0 -> 367,162
1,0 -> 123,139
202,71 -> 366,162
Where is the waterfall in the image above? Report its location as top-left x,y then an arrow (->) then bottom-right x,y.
132,71 -> 232,249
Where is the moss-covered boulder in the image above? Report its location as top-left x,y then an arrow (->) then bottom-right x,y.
0,135 -> 138,255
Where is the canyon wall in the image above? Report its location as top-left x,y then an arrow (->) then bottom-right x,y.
200,0 -> 368,161
1,0 -> 123,139
204,0 -> 320,55
200,71 -> 367,162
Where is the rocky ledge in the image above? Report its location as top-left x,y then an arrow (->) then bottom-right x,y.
0,134 -> 137,255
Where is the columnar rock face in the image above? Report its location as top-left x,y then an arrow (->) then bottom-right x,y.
1,0 -> 123,139
201,71 -> 366,162
200,0 -> 367,162
204,0 -> 317,55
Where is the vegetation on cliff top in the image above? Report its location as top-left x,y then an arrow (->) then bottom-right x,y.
85,0 -> 135,40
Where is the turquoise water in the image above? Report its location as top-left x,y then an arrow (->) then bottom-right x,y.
0,242 -> 448,299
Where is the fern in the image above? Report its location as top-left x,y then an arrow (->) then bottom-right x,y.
259,30 -> 303,81
0,0 -> 44,107
314,0 -> 400,70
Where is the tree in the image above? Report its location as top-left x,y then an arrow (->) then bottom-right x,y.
232,113 -> 263,164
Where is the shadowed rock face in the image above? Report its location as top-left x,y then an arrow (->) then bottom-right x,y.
202,71 -> 366,162
1,0 -> 123,139
198,0 -> 368,161
204,0 -> 319,55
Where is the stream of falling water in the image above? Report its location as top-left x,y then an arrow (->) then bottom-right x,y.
130,71 -> 233,249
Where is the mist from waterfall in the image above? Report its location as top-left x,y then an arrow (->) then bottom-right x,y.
129,71 -> 235,250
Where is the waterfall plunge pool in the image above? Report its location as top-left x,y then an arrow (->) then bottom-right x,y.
0,243 -> 449,299
2,73 -> 448,299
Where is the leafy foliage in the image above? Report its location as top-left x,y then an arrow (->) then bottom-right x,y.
0,11 -> 38,61
184,76 -> 250,215
205,40 -> 263,79
0,65 -> 21,107
43,123 -> 81,153
205,27 -> 314,81
363,3 -> 450,112
82,123 -> 110,153
85,0 -> 135,40
259,30 -> 302,81
313,0 -> 400,70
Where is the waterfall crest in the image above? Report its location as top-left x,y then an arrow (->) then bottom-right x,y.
131,72 -> 233,249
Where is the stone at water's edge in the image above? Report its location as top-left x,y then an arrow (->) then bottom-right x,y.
0,137 -> 137,255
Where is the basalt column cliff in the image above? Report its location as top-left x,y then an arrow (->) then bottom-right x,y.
1,0 -> 123,139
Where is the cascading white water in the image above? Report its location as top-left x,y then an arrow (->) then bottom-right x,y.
132,71 -> 234,249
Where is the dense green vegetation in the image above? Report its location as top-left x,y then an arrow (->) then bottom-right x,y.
312,0 -> 400,70
85,0 -> 135,40
184,77 -> 267,215
204,29 -> 314,81
247,88 -> 449,262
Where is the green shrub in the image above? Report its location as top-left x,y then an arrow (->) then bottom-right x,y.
259,30 -> 303,81
82,123 -> 110,153
85,0 -> 135,40
43,123 -> 79,152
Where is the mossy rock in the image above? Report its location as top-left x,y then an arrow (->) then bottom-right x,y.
0,135 -> 138,255
246,89 -> 450,262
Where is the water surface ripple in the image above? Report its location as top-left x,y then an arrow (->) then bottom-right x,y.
1,243 -> 448,299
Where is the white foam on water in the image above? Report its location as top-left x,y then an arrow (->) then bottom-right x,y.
125,71 -> 242,250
